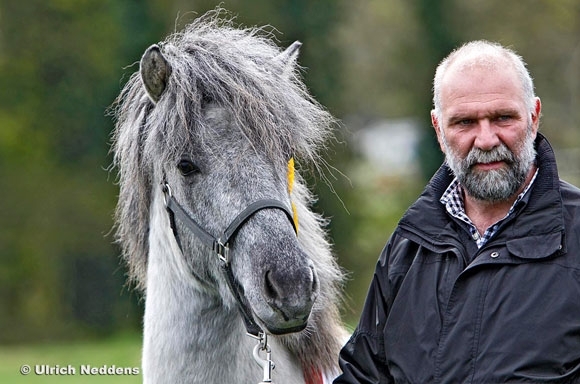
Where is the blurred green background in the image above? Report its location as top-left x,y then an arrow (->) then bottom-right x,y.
1,0 -> 579,380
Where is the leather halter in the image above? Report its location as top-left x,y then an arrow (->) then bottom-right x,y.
161,182 -> 297,337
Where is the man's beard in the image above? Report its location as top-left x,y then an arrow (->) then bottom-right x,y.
442,128 -> 536,203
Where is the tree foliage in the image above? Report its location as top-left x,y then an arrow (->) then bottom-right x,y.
1,0 -> 579,340
0,0 -> 162,342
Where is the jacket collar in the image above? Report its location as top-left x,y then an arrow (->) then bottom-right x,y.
399,133 -> 564,253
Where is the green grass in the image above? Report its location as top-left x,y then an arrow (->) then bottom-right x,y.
0,333 -> 142,383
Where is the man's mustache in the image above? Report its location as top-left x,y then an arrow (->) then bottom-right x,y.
465,145 -> 516,169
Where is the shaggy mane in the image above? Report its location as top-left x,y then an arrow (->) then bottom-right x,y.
111,9 -> 346,374
111,8 -> 337,290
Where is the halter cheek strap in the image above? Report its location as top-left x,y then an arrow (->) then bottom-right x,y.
163,160 -> 302,383
161,182 -> 297,337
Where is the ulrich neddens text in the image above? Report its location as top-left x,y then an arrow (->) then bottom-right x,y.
33,364 -> 140,375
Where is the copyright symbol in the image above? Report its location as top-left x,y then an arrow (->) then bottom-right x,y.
20,365 -> 31,375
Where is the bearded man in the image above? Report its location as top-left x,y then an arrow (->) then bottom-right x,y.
334,40 -> 580,383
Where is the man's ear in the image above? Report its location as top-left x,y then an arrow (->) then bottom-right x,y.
530,97 -> 542,138
431,110 -> 446,153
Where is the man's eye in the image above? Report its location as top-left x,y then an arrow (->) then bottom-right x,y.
458,119 -> 474,126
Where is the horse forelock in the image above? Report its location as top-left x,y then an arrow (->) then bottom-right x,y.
156,9 -> 336,165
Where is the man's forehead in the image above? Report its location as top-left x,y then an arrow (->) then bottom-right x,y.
443,54 -> 515,83
439,61 -> 524,109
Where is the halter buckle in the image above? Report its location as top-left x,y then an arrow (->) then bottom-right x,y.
214,240 -> 230,264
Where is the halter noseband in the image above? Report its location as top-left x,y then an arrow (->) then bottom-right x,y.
161,182 -> 297,337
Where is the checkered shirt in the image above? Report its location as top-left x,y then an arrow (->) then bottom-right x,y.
440,169 -> 538,248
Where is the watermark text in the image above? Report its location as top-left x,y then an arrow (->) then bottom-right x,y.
20,364 -> 140,376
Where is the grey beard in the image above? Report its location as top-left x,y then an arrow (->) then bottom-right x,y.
444,133 -> 536,203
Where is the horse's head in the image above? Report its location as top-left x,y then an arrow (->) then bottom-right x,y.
114,15 -> 336,336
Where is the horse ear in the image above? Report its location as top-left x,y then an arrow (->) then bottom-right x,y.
274,41 -> 302,76
140,44 -> 172,103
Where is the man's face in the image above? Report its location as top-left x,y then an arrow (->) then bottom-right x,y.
432,62 -> 541,202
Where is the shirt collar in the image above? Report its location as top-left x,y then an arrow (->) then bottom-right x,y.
440,168 -> 539,248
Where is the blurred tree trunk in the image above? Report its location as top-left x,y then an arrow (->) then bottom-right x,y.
412,0 -> 458,180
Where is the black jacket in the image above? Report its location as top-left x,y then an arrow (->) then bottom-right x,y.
335,134 -> 580,383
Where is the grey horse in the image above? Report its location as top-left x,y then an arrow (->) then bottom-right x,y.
111,10 -> 347,384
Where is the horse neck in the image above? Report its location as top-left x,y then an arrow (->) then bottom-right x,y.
142,194 -> 305,384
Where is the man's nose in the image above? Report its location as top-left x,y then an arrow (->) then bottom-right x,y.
474,119 -> 500,151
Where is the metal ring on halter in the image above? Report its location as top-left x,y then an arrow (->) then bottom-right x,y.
253,336 -> 274,384
162,183 -> 172,207
247,331 -> 267,345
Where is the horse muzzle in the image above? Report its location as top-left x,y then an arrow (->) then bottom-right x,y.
255,263 -> 319,335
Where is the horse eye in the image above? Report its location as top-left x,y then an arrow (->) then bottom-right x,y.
201,92 -> 214,108
177,159 -> 200,176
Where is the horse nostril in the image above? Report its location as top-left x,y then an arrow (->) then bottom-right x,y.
262,267 -> 316,321
264,270 -> 282,303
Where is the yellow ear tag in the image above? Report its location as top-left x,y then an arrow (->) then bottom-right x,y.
287,157 -> 299,233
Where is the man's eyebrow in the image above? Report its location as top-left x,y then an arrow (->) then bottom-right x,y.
492,108 -> 521,117
446,108 -> 521,124
446,113 -> 473,125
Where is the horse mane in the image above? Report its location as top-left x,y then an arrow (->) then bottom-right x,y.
112,9 -> 336,288
111,9 -> 345,372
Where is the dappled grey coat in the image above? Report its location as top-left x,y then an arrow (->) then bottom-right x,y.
335,133 -> 580,383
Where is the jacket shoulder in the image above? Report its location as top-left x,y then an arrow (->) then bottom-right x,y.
560,179 -> 580,200
560,180 -> 580,224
